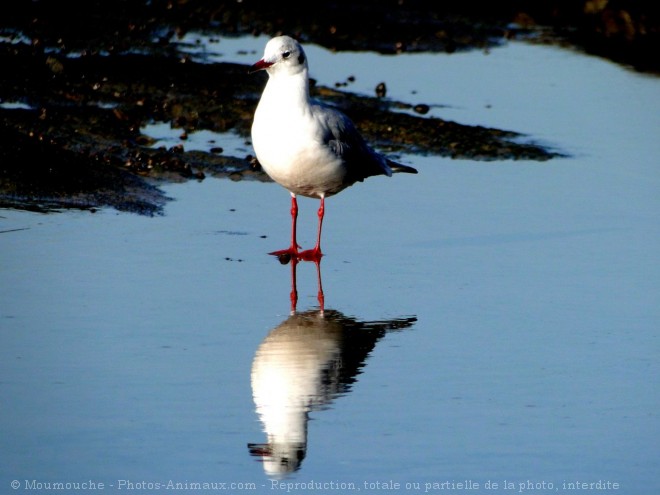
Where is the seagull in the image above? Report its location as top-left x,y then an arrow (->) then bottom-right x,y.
249,35 -> 417,260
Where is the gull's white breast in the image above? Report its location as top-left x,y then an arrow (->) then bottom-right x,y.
252,81 -> 347,198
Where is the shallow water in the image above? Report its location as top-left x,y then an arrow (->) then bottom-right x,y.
141,121 -> 251,157
1,37 -> 659,494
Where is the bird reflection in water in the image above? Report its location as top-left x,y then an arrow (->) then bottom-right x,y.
248,254 -> 416,477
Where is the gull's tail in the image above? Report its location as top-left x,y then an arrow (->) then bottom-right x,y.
387,159 -> 418,174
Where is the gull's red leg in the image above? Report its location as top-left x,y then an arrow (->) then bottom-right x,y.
300,196 -> 324,261
269,193 -> 301,258
315,197 -> 325,253
290,194 -> 299,251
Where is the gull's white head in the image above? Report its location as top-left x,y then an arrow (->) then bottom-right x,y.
249,35 -> 308,77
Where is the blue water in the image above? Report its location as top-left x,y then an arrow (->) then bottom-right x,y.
1,37 -> 659,494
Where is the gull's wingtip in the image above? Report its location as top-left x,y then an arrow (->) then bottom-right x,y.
387,160 -> 418,174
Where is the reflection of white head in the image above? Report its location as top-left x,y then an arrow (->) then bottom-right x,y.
249,311 -> 343,476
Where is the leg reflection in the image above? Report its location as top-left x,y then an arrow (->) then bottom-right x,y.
314,258 -> 324,314
280,253 -> 325,314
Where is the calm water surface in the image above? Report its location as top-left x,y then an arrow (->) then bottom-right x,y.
1,37 -> 659,494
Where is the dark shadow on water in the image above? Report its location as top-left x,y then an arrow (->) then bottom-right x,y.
247,256 -> 416,478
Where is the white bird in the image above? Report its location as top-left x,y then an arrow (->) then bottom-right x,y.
249,35 -> 417,260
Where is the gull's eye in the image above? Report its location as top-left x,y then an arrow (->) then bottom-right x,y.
282,50 -> 291,59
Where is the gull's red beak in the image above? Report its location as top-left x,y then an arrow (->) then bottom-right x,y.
248,59 -> 273,74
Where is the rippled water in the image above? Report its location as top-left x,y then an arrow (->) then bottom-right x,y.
1,35 -> 659,494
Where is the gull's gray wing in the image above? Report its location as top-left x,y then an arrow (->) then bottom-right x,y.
311,102 -> 393,182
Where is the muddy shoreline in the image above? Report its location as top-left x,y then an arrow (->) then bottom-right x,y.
1,1 -> 657,214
